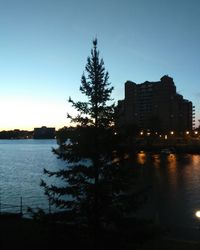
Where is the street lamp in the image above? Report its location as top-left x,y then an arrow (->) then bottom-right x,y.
196,210 -> 200,218
195,210 -> 200,229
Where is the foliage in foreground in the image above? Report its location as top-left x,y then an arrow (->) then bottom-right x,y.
40,39 -> 147,231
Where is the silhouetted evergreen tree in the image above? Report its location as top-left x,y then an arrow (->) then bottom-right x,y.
41,40 -> 147,248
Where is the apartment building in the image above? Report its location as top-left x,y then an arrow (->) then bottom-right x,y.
117,75 -> 194,133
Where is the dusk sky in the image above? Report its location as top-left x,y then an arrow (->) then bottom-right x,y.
0,0 -> 199,130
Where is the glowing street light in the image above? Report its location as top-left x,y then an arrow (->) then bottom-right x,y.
170,131 -> 174,135
195,210 -> 200,218
186,131 -> 190,135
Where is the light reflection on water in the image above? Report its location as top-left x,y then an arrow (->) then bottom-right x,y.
1,140 -> 200,227
136,151 -> 146,165
135,152 -> 200,227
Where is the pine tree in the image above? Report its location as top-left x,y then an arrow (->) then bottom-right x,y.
41,40 -> 147,242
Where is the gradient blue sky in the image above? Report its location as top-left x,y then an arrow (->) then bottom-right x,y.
0,0 -> 199,130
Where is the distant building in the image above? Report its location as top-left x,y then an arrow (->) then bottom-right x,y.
117,75 -> 194,133
33,126 -> 55,139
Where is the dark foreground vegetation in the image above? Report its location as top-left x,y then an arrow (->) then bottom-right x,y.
1,214 -> 200,250
0,213 -> 167,250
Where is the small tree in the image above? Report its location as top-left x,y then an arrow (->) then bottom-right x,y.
41,40 -> 147,243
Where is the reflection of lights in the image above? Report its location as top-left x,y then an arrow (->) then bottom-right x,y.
192,155 -> 200,166
167,154 -> 177,168
153,154 -> 160,167
167,154 -> 177,189
195,211 -> 200,218
137,151 -> 146,165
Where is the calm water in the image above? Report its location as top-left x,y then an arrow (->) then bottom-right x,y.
135,152 -> 200,228
0,139 -> 64,215
0,140 -> 200,228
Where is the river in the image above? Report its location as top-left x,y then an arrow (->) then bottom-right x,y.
0,140 -> 200,229
0,139 -> 63,215
135,151 -> 200,229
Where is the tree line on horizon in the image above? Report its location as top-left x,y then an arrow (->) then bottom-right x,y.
0,130 -> 33,139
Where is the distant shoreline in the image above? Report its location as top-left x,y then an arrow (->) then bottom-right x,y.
0,138 -> 56,140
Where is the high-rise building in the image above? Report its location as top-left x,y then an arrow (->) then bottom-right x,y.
117,75 -> 194,133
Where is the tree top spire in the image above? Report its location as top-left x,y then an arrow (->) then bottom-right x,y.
93,38 -> 97,48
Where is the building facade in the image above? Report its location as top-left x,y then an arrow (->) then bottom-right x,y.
33,126 -> 55,139
117,75 -> 194,133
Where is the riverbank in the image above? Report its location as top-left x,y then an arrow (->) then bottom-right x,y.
136,144 -> 200,154
0,215 -> 89,250
131,138 -> 200,154
1,214 -> 200,250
